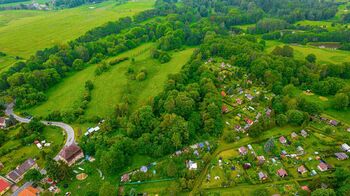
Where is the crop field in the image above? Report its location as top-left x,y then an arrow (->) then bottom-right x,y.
24,43 -> 195,119
0,0 -> 154,72
265,40 -> 350,64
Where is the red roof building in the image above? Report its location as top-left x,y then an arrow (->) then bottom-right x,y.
0,117 -> 6,128
0,178 -> 10,195
221,91 -> 227,97
317,162 -> 329,172
222,105 -> 228,114
279,136 -> 287,144
58,144 -> 84,166
277,168 -> 288,177
18,186 -> 39,196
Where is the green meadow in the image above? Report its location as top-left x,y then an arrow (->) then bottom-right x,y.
265,40 -> 350,64
0,0 -> 154,72
24,43 -> 195,119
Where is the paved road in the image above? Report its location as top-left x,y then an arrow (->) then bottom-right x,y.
5,103 -> 76,160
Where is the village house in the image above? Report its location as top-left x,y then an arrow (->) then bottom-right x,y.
58,143 -> 84,166
18,186 -> 39,196
341,143 -> 350,152
300,130 -> 308,138
297,165 -> 307,174
297,146 -> 304,154
258,171 -> 267,180
221,91 -> 227,97
236,98 -> 243,105
121,174 -> 130,182
279,136 -> 287,144
222,105 -> 229,114
301,186 -> 311,193
335,152 -> 349,160
187,160 -> 197,170
0,177 -> 10,196
329,120 -> 339,126
245,93 -> 254,101
265,108 -> 272,117
277,168 -> 288,178
243,163 -> 251,169
291,132 -> 298,139
238,146 -> 248,155
245,118 -> 254,126
6,158 -> 37,183
257,156 -> 265,165
317,162 -> 329,172
0,117 -> 6,129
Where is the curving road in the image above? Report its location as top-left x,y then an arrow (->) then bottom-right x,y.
5,103 -> 76,160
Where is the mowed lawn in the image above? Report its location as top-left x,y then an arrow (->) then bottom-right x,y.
25,43 -> 195,119
265,40 -> 350,64
0,0 -> 154,71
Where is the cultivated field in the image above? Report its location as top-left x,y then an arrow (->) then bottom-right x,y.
0,0 -> 154,72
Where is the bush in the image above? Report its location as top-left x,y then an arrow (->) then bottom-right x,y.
109,57 -> 129,65
136,72 -> 146,81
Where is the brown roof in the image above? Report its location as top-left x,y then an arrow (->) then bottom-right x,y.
59,144 -> 82,162
7,158 -> 36,182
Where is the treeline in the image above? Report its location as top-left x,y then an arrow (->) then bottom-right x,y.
231,0 -> 338,23
0,0 -> 28,4
264,30 -> 350,44
54,0 -> 105,8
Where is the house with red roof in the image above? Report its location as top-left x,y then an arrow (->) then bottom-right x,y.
277,168 -> 288,177
0,177 -> 10,196
221,91 -> 226,97
221,105 -> 228,114
238,146 -> 248,155
0,117 -> 6,129
279,136 -> 287,144
245,118 -> 254,126
18,186 -> 39,196
298,165 -> 307,174
317,162 -> 329,172
58,143 -> 84,166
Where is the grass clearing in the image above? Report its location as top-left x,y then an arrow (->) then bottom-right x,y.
0,0 -> 154,70
24,43 -> 195,119
265,40 -> 350,64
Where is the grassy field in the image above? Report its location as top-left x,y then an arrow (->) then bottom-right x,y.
0,0 -> 154,72
0,126 -> 64,174
265,40 -> 350,64
291,88 -> 350,125
24,43 -> 195,119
